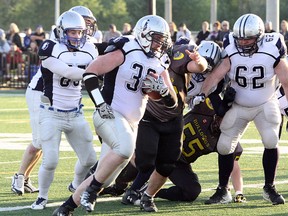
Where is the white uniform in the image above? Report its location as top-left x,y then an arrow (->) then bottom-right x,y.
25,69 -> 43,149
218,33 -> 286,154
94,36 -> 169,187
35,39 -> 98,200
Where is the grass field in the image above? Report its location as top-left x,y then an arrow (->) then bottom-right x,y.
0,90 -> 288,216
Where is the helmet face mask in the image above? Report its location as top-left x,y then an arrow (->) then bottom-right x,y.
134,15 -> 172,58
84,17 -> 97,36
69,6 -> 97,36
232,13 -> 265,56
57,11 -> 87,49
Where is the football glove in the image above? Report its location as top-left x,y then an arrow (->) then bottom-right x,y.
192,93 -> 205,106
142,74 -> 169,97
96,103 -> 115,119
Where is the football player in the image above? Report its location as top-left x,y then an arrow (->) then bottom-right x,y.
120,37 -> 207,212
11,6 -> 107,197
30,11 -> 98,210
52,15 -> 177,215
199,13 -> 288,205
11,70 -> 43,196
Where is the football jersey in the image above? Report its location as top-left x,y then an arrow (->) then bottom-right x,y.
146,44 -> 196,122
101,35 -> 168,126
224,32 -> 286,107
38,39 -> 98,110
28,69 -> 43,92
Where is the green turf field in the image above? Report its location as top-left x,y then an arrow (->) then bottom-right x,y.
0,91 -> 288,215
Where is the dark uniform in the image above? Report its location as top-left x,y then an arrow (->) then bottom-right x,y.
135,44 -> 195,177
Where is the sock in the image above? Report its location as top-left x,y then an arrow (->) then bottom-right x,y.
130,170 -> 153,191
235,190 -> 243,196
90,175 -> 103,188
144,191 -> 153,198
62,195 -> 77,209
218,153 -> 234,188
263,148 -> 278,185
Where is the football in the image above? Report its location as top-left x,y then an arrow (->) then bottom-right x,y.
146,90 -> 162,100
142,73 -> 162,100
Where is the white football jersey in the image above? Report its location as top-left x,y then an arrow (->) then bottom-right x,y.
224,33 -> 286,107
38,40 -> 98,110
28,69 -> 43,91
101,35 -> 169,126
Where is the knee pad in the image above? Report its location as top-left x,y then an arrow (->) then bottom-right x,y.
156,163 -> 176,177
42,156 -> 58,171
136,158 -> 154,173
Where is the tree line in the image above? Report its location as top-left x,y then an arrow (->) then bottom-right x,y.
0,0 -> 287,34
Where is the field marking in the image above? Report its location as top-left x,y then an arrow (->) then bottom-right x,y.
1,179 -> 288,212
1,133 -> 288,154
1,134 -> 288,212
0,197 -> 121,212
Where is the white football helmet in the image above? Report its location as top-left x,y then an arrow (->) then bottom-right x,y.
133,15 -> 171,58
56,11 -> 86,49
233,13 -> 265,56
69,6 -> 97,36
198,41 -> 222,72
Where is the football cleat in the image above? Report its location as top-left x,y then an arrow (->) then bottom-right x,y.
234,193 -> 247,203
80,185 -> 99,212
263,184 -> 285,205
67,183 -> 76,193
31,197 -> 48,210
11,173 -> 24,195
204,186 -> 232,204
140,193 -> 158,212
121,188 -> 141,205
52,205 -> 74,216
24,177 -> 39,193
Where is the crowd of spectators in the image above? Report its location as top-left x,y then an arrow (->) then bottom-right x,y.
1,17 -> 288,87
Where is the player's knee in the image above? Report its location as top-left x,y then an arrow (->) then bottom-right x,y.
84,151 -> 97,167
114,147 -> 134,159
42,153 -> 59,170
43,160 -> 58,171
156,163 -> 176,177
28,144 -> 41,155
137,162 -> 154,173
217,137 -> 235,155
182,182 -> 201,201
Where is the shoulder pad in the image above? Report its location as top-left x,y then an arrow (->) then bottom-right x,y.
38,40 -> 56,60
160,53 -> 170,69
104,36 -> 129,54
223,33 -> 231,49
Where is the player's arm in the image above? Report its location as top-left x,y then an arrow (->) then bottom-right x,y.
160,69 -> 178,108
201,57 -> 230,97
85,49 -> 124,76
39,40 -> 85,80
42,58 -> 85,80
185,49 -> 208,73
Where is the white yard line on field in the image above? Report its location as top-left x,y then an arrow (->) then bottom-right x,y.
2,134 -> 288,153
1,179 -> 288,212
0,134 -> 288,212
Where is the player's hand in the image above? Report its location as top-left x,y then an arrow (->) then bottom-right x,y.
192,93 -> 205,105
142,74 -> 168,97
96,103 -> 115,119
185,49 -> 201,64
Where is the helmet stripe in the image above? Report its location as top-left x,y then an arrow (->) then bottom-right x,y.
239,14 -> 250,38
